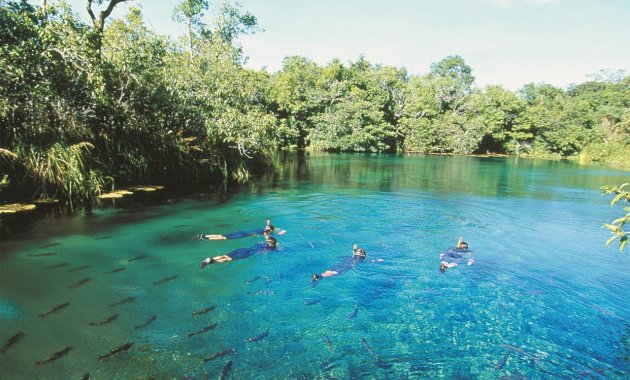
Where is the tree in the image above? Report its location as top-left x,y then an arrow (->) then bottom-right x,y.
172,0 -> 208,58
87,0 -> 130,55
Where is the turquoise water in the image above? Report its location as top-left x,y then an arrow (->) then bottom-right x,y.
0,154 -> 629,379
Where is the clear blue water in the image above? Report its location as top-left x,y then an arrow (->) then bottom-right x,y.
0,154 -> 629,379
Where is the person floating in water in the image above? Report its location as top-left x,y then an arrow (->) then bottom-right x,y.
199,233 -> 278,268
353,244 -> 366,258
457,237 -> 468,250
312,244 -> 367,282
439,237 -> 474,273
197,219 -> 285,240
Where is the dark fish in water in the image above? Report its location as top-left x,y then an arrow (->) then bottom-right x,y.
247,290 -> 275,296
245,328 -> 269,342
203,348 -> 235,363
501,344 -> 540,363
376,359 -> 393,369
174,224 -> 191,228
81,373 -> 90,380
104,267 -> 125,274
360,338 -> 379,359
322,335 -> 334,353
495,351 -> 511,370
192,305 -> 216,316
134,315 -> 157,330
35,346 -> 72,365
39,242 -> 61,249
216,223 -> 232,227
28,252 -> 55,257
304,298 -> 323,305
109,296 -> 136,308
90,313 -> 119,326
38,302 -> 70,317
68,265 -> 92,273
188,323 -> 217,337
93,236 -> 112,240
154,275 -> 177,285
220,360 -> 233,380
347,304 -> 359,319
98,342 -> 133,361
46,263 -> 69,269
128,254 -> 147,262
245,275 -> 272,284
0,332 -> 25,354
69,277 -> 91,289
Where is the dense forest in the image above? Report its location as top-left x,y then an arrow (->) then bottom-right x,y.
0,0 -> 629,203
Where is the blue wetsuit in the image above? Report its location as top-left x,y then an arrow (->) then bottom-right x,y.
221,228 -> 264,239
227,242 -> 275,261
442,247 -> 471,264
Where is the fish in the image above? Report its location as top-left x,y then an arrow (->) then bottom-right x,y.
98,342 -> 133,361
501,344 -> 539,363
322,335 -> 334,353
39,243 -> 61,249
45,263 -> 69,269
34,346 -> 72,365
69,277 -> 91,289
347,304 -> 359,319
68,265 -> 92,273
28,252 -> 55,257
93,236 -> 112,240
192,305 -> 216,316
174,224 -> 191,228
245,328 -> 269,342
304,298 -> 323,306
245,275 -> 272,284
203,348 -> 235,363
219,360 -> 232,380
0,332 -> 25,354
38,302 -> 70,317
360,338 -> 379,359
134,315 -> 157,330
128,254 -> 148,262
109,296 -> 136,308
90,313 -> 119,326
81,373 -> 90,380
153,275 -> 177,285
103,267 -> 125,274
495,351 -> 511,370
188,323 -> 217,337
308,242 -> 315,249
247,290 -> 275,296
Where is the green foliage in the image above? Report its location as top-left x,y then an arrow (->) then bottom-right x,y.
0,0 -> 628,205
601,183 -> 630,251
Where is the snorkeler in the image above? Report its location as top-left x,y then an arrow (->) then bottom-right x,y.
439,239 -> 474,273
457,237 -> 469,250
199,233 -> 277,268
353,244 -> 367,258
197,219 -> 285,240
311,245 -> 367,282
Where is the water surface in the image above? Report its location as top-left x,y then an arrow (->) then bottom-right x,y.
1,154 -> 629,379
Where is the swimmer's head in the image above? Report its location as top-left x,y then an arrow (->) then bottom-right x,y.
439,262 -> 448,273
311,274 -> 321,281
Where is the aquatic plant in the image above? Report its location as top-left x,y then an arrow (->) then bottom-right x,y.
602,183 -> 630,251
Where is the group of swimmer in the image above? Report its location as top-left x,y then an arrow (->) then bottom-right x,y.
198,219 -> 283,268
198,218 -> 473,274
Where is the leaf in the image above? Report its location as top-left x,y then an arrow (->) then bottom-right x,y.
605,235 -> 619,247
